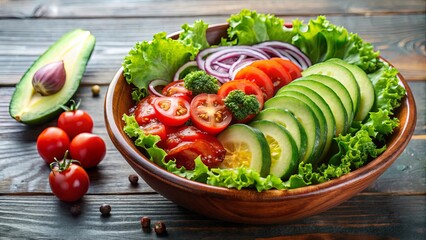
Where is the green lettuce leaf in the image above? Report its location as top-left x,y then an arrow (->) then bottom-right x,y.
122,114 -> 166,166
368,61 -> 406,112
290,16 -> 381,72
178,20 -> 210,50
226,9 -> 294,45
122,32 -> 198,98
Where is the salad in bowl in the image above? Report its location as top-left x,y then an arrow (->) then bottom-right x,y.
119,9 -> 407,191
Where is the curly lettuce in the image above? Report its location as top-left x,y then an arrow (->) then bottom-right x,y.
226,9 -> 294,45
178,20 -> 210,50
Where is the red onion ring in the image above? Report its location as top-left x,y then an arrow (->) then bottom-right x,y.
255,41 -> 312,69
191,41 -> 311,81
148,79 -> 169,97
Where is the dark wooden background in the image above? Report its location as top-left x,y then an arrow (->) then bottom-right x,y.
0,0 -> 425,239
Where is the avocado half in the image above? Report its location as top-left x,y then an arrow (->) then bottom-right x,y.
9,29 -> 96,125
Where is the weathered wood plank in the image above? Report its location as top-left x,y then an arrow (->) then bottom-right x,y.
0,84 -> 425,194
409,81 -> 426,135
0,194 -> 424,239
0,14 -> 425,85
0,0 -> 425,19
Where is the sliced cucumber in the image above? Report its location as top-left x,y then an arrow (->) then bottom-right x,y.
250,120 -> 298,179
302,62 -> 360,120
327,58 -> 375,121
286,79 -> 348,136
264,96 -> 320,164
277,86 -> 335,161
217,124 -> 271,177
254,108 -> 307,162
298,74 -> 353,132
275,90 -> 328,161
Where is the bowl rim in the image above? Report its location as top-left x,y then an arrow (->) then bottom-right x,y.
104,23 -> 417,201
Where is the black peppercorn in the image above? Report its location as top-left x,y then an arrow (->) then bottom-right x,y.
99,203 -> 111,216
140,216 -> 151,228
70,204 -> 81,216
128,174 -> 139,186
154,221 -> 166,235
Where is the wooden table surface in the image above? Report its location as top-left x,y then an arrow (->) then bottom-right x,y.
1,0 -> 425,239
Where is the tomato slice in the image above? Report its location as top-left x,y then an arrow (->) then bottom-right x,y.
190,93 -> 232,135
134,95 -> 157,125
162,80 -> 192,102
250,59 -> 292,92
140,119 -> 167,140
217,79 -> 264,109
175,126 -> 209,142
158,126 -> 206,150
158,125 -> 216,151
166,138 -> 225,169
153,96 -> 191,126
234,65 -> 274,100
217,80 -> 264,123
270,57 -> 302,81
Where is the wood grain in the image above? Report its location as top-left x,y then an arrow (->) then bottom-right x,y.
0,194 -> 424,239
0,14 -> 425,86
0,0 -> 425,19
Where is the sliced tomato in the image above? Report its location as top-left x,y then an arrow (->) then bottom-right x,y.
134,95 -> 157,125
217,80 -> 264,108
270,57 -> 302,81
250,59 -> 292,92
166,138 -> 225,169
234,65 -> 274,100
158,126 -> 212,151
217,80 -> 264,123
153,96 -> 190,126
175,126 -> 209,142
140,119 -> 167,140
158,126 -> 206,151
190,93 -> 232,135
162,80 -> 192,102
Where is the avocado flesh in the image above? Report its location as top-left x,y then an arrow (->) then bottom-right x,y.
9,29 -> 96,125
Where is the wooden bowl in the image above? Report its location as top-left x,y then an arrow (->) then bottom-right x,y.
104,23 -> 417,224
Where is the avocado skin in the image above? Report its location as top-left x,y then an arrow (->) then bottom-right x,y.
9,29 -> 96,125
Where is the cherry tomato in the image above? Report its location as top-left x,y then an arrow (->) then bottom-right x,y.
37,127 -> 70,164
250,59 -> 292,93
140,119 -> 167,140
166,138 -> 225,169
162,80 -> 192,102
134,95 -> 158,125
58,108 -> 93,140
270,57 -> 302,80
69,133 -> 106,169
234,65 -> 274,100
152,96 -> 191,126
49,160 -> 90,202
190,93 -> 232,135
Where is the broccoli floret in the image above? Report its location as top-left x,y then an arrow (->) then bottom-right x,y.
224,90 -> 260,120
183,70 -> 219,96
